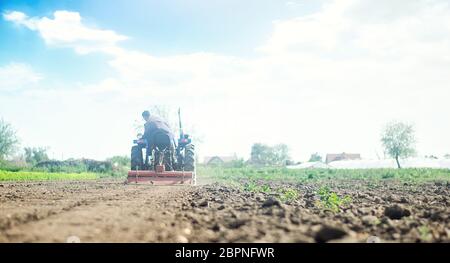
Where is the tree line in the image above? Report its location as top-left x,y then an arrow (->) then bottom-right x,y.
0,118 -> 129,172
0,117 -> 445,169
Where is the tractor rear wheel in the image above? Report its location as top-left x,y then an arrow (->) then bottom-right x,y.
183,144 -> 195,172
131,146 -> 143,170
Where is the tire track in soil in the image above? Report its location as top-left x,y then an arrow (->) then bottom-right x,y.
0,180 -> 126,232
0,180 -> 195,242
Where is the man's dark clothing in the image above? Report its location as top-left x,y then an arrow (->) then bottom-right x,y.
142,116 -> 175,148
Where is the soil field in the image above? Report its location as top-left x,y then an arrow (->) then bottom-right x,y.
0,179 -> 449,243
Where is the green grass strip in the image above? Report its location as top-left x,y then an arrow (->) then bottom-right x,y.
0,170 -> 99,181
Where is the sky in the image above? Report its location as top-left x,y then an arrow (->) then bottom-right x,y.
0,0 -> 449,162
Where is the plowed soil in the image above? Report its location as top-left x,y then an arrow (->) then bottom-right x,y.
0,179 -> 449,242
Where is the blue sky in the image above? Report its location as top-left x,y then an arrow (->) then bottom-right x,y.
0,0 -> 320,70
1,0 -> 450,161
0,0 -> 322,94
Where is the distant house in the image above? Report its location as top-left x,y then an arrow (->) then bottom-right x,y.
326,153 -> 361,164
204,156 -> 237,165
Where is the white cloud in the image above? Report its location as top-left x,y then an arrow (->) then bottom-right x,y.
285,1 -> 303,7
0,63 -> 42,91
260,0 -> 450,62
3,10 -> 128,54
3,11 -> 33,27
3,1 -> 450,160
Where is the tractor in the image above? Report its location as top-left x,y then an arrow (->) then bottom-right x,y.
127,109 -> 196,185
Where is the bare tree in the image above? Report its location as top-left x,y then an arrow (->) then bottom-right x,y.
381,121 -> 416,168
148,105 -> 177,131
135,105 -> 204,146
0,119 -> 19,160
132,105 -> 176,136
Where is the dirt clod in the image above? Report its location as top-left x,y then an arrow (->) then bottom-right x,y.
361,215 -> 379,225
315,226 -> 347,242
262,197 -> 281,207
384,205 -> 411,220
199,200 -> 209,207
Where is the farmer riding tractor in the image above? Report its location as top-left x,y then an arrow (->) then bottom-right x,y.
127,109 -> 196,185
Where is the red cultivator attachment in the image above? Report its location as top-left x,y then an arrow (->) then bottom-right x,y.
127,165 -> 196,185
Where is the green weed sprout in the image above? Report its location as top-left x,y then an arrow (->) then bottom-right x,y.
278,188 -> 300,202
316,186 -> 352,212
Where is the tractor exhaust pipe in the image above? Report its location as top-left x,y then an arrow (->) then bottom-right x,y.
178,108 -> 184,140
